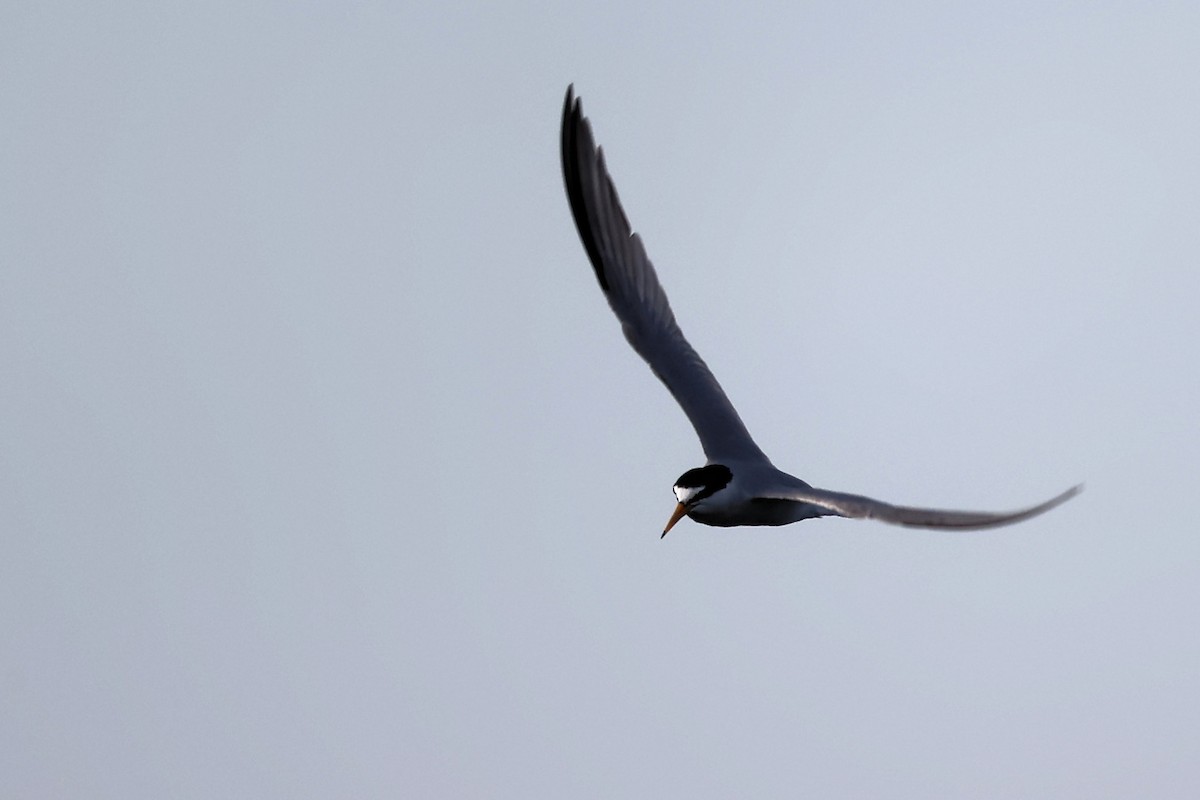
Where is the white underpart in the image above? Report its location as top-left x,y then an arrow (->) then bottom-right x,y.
674,485 -> 704,505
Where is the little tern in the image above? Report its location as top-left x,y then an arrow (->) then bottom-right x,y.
560,86 -> 1080,537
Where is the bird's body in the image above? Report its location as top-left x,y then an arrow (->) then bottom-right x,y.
560,85 -> 1080,536
673,462 -> 830,528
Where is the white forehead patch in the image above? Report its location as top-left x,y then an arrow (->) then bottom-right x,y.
674,485 -> 703,505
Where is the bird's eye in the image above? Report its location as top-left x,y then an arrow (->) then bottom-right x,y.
673,485 -> 704,505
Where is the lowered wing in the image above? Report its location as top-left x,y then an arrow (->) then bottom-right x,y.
765,483 -> 1083,530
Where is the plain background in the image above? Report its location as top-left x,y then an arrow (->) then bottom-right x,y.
3,2 -> 1198,797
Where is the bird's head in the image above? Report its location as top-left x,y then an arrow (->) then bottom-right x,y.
662,464 -> 733,537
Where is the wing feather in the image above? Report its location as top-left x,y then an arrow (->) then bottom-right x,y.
561,86 -> 769,463
765,483 -> 1083,530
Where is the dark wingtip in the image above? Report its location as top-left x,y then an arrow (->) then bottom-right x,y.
560,83 -> 613,293
563,83 -> 576,117
1048,483 -> 1085,507
1059,483 -> 1085,506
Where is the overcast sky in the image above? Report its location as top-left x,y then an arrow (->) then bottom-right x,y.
3,2 -> 1199,797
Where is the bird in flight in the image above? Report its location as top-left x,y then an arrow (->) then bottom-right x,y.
560,85 -> 1080,537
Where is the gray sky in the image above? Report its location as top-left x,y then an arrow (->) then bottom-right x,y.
3,2 -> 1199,797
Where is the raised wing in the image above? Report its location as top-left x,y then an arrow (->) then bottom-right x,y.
561,86 -> 769,463
765,483 -> 1083,530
